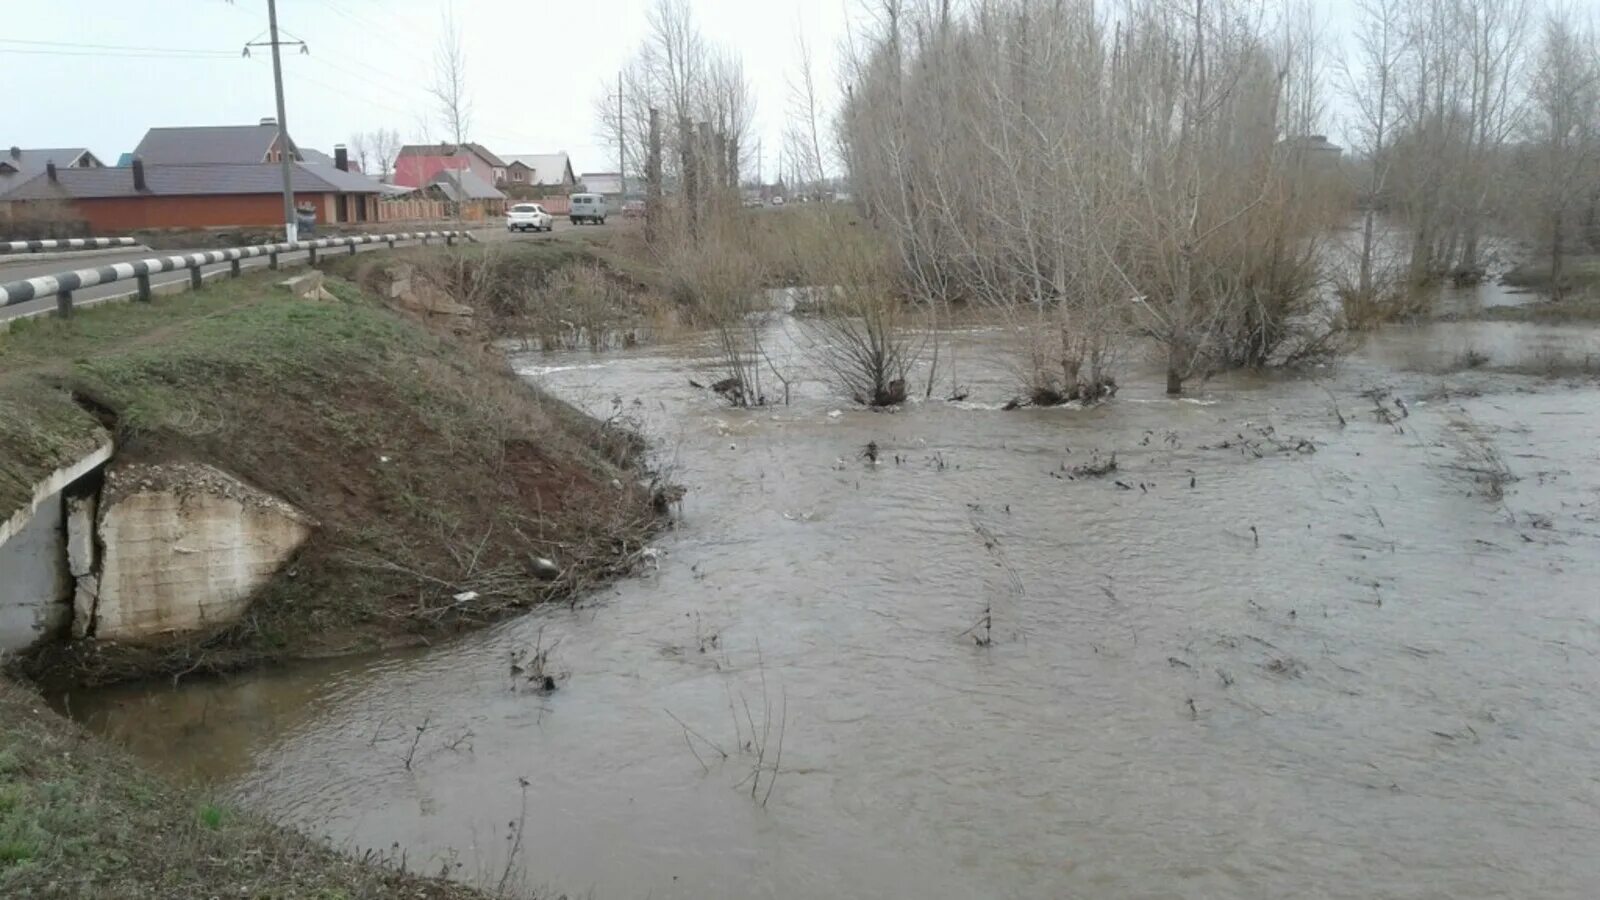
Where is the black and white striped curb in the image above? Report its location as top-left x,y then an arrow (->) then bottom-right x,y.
1,231 -> 468,307
1,237 -> 139,254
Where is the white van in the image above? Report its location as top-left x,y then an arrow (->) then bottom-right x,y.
569,193 -> 608,225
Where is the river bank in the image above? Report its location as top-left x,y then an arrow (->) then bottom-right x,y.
60,304 -> 1600,899
0,677 -> 498,898
0,249 -> 675,895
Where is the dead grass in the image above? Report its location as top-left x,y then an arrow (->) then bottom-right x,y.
1409,344 -> 1600,379
0,678 -> 495,899
1337,281 -> 1434,329
1,269 -> 663,686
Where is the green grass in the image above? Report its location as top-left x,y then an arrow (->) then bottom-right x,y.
197,803 -> 225,829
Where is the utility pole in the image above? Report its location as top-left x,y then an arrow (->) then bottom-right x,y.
246,0 -> 304,243
616,71 -> 626,202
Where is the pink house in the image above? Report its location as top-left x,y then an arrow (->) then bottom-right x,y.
392,143 -> 506,188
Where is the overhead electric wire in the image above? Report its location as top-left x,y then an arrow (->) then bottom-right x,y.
0,47 -> 235,60
0,37 -> 235,56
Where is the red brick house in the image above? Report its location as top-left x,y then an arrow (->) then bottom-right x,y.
2,158 -> 384,231
393,143 -> 506,189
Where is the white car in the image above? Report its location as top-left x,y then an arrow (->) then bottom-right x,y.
506,203 -> 554,232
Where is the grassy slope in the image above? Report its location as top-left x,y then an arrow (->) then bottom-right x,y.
1,269 -> 658,684
0,678 -> 489,899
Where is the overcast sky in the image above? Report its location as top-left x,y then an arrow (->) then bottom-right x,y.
5,0 -> 1375,178
2,0 -> 856,177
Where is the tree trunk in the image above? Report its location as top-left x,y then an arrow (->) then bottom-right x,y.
1166,360 -> 1184,396
1357,209 -> 1377,298
646,107 -> 662,244
1167,248 -> 1193,396
1550,209 -> 1566,301
680,117 -> 697,240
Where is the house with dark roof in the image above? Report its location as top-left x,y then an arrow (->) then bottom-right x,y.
422,168 -> 506,220
132,119 -> 300,166
2,155 -> 384,232
0,146 -> 105,198
393,143 -> 506,189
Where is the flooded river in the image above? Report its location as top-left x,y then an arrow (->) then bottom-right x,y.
62,308 -> 1600,898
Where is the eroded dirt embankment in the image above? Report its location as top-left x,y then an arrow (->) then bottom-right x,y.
0,260 -> 664,686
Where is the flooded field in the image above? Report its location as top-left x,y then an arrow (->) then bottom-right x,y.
61,308 -> 1600,898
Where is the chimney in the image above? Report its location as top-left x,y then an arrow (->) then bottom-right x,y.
334,144 -> 349,171
259,117 -> 277,127
132,157 -> 147,192
8,147 -> 19,160
46,161 -> 57,182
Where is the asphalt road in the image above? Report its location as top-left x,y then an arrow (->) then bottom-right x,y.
0,218 -> 597,322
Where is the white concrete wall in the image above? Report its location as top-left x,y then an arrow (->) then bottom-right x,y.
0,491 -> 70,650
0,442 -> 111,651
89,463 -> 312,641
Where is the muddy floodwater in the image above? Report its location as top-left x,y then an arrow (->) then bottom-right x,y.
62,303 -> 1600,898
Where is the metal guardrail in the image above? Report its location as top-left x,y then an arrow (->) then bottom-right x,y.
0,231 -> 472,315
1,237 -> 139,254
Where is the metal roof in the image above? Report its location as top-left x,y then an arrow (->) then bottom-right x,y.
132,124 -> 292,165
0,148 -> 100,197
2,162 -> 382,200
397,142 -> 505,168
502,153 -> 576,186
427,168 -> 506,201
300,162 -> 385,193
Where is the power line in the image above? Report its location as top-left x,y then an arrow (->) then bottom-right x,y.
0,47 -> 234,60
0,37 -> 235,56
322,0 -> 423,51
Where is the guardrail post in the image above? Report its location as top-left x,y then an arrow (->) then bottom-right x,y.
347,242 -> 357,256
308,247 -> 318,266
135,273 -> 151,301
269,250 -> 279,270
56,290 -> 73,318
190,267 -> 203,290
230,259 -> 242,278
387,238 -> 395,249
421,235 -> 430,245
446,233 -> 455,246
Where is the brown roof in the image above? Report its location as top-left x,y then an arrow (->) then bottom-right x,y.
4,162 -> 382,201
397,142 -> 504,168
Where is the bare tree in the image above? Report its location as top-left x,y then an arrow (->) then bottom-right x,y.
1523,6 -> 1600,298
1453,0 -> 1533,276
1340,0 -> 1409,303
369,127 -> 402,182
840,0 -> 1343,397
348,132 -> 372,175
430,3 -> 472,147
601,0 -> 753,239
784,26 -> 828,193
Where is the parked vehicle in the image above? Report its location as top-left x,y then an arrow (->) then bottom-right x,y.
622,199 -> 646,219
569,193 -> 608,225
769,196 -> 785,206
506,203 -> 554,233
